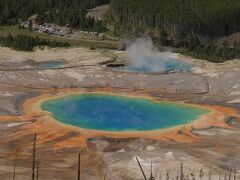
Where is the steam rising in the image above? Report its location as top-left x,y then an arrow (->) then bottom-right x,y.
125,38 -> 190,72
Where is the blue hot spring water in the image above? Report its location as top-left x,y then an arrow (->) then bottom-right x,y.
117,53 -> 192,73
38,61 -> 64,69
42,94 -> 210,131
126,58 -> 192,73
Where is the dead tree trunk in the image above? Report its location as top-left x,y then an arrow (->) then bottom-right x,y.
180,161 -> 184,180
77,153 -> 81,180
233,165 -> 237,180
149,160 -> 155,180
36,161 -> 39,180
12,151 -> 18,180
136,157 -> 147,180
32,133 -> 37,180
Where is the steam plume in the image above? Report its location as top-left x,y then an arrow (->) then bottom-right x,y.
125,38 -> 181,72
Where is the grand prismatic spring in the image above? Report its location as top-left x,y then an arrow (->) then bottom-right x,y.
42,93 -> 211,131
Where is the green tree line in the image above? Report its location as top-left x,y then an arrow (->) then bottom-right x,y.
0,34 -> 70,51
110,0 -> 240,38
181,42 -> 240,63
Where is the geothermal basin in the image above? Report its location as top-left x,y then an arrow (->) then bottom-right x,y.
42,93 -> 210,131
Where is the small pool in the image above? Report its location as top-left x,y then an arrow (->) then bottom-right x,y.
42,94 -> 210,131
37,61 -> 65,69
119,58 -> 191,73
115,52 -> 192,73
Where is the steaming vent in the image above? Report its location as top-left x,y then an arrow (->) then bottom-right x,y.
115,38 -> 192,74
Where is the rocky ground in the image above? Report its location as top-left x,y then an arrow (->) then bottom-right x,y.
0,47 -> 239,180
